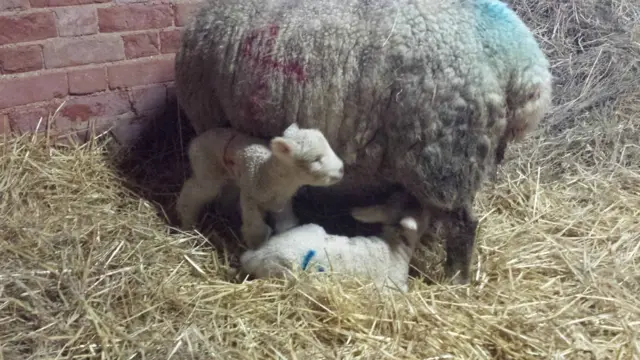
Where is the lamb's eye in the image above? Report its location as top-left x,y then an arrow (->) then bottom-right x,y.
314,155 -> 323,163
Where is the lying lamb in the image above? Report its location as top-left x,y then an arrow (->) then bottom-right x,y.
176,123 -> 345,247
239,191 -> 427,293
175,0 -> 553,284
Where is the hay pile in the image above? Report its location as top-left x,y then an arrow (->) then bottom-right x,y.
2,0 -> 640,358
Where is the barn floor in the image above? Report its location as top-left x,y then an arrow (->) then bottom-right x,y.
2,1 -> 640,358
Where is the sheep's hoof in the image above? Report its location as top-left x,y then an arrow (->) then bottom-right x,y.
445,269 -> 470,286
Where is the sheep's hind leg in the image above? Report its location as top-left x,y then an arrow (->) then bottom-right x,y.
240,195 -> 272,249
442,204 -> 478,285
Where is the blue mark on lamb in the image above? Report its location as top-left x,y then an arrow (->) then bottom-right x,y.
301,249 -> 316,271
301,249 -> 326,272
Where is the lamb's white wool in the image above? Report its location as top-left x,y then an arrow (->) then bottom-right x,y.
176,123 -> 344,247
239,192 -> 426,293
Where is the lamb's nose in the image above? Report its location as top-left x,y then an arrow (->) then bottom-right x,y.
330,166 -> 344,182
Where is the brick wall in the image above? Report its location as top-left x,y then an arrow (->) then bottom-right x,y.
0,0 -> 203,142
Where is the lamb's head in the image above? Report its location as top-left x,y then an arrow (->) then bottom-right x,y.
350,191 -> 428,250
269,123 -> 344,186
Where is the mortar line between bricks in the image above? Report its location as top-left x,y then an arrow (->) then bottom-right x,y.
0,0 -> 201,15
1,68 -> 68,80
106,53 -> 176,65
0,81 -> 177,116
0,27 -> 185,51
1,1 -> 174,15
0,8 -> 57,17
1,52 -> 176,81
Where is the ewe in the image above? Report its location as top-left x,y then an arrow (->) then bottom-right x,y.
175,0 -> 553,284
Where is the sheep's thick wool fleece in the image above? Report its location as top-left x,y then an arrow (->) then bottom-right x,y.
176,0 -> 551,209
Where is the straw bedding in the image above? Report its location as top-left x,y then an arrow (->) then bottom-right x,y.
1,0 -> 639,358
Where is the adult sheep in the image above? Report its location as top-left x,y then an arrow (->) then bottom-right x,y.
174,0 -> 552,285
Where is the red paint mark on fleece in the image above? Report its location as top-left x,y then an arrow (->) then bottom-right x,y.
240,24 -> 307,121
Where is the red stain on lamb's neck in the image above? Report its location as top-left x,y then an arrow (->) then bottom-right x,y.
240,24 -> 307,121
222,132 -> 238,171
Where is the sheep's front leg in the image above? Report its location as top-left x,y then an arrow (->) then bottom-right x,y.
443,204 -> 478,285
270,200 -> 299,234
240,195 -> 272,248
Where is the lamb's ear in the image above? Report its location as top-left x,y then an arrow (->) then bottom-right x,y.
283,122 -> 300,137
399,216 -> 418,232
270,137 -> 295,158
350,205 -> 390,224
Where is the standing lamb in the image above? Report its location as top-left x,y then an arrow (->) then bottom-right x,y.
175,0 -> 553,284
176,123 -> 345,247
239,191 -> 427,293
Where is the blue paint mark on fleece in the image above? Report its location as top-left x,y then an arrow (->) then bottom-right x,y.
473,0 -> 536,58
474,0 -> 518,27
301,249 -> 316,271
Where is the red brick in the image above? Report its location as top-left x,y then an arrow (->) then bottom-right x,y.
107,55 -> 175,88
54,6 -> 98,37
0,45 -> 43,74
58,91 -> 131,124
43,36 -> 125,69
68,67 -> 107,95
4,101 -> 62,134
174,2 -> 201,26
0,72 -> 68,109
55,92 -> 132,142
1,0 -> 30,11
109,115 -> 151,146
30,0 -> 109,7
98,5 -> 173,32
159,29 -> 181,54
0,12 -> 57,46
7,106 -> 49,133
123,32 -> 159,59
130,85 -> 166,113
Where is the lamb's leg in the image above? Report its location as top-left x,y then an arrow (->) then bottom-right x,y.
270,200 -> 299,234
176,176 -> 226,229
442,205 -> 478,285
176,141 -> 227,229
239,194 -> 272,248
